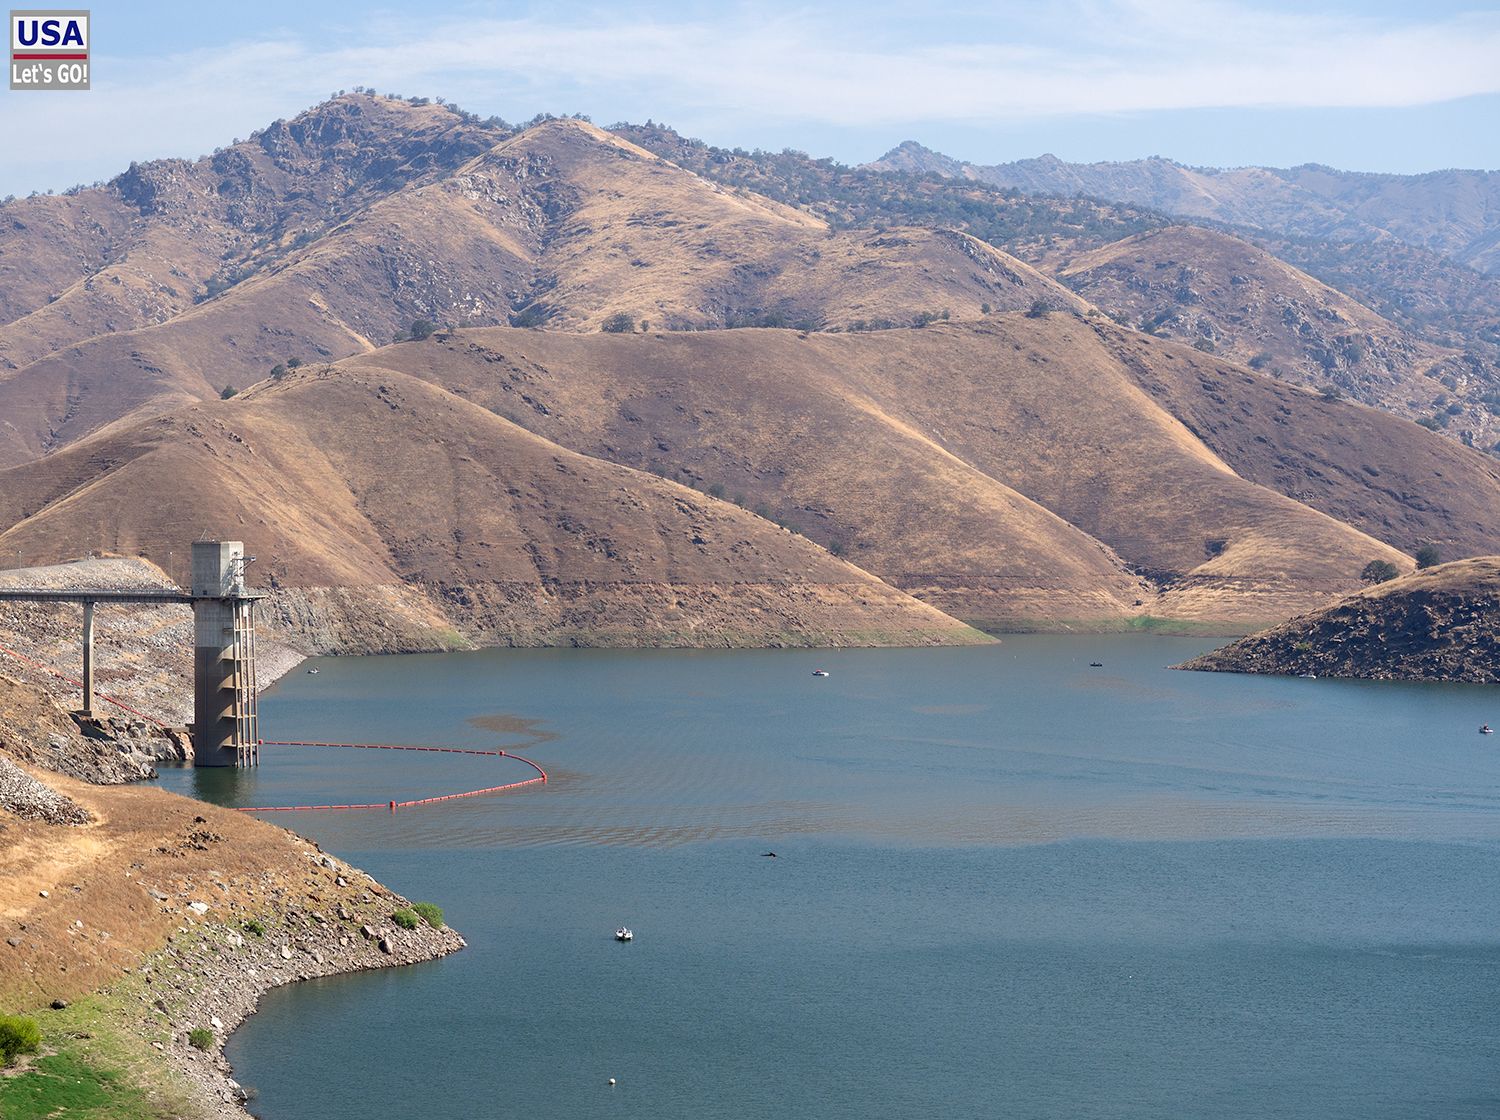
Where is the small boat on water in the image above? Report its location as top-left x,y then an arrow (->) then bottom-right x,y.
1088,662 -> 1103,668
812,669 -> 830,677
306,667 -> 319,675
1482,725 -> 1494,735
1299,672 -> 1317,679
614,927 -> 633,942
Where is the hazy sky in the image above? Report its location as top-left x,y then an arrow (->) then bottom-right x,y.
3,0 -> 1499,196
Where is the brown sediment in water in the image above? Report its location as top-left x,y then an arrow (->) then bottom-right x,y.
466,712 -> 560,750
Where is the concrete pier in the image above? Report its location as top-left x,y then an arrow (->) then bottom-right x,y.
81,599 -> 95,716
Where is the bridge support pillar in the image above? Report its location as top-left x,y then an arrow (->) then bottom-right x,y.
81,600 -> 95,716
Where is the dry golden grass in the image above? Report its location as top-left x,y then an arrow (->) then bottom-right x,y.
358,319 -> 1434,626
7,309 -> 1500,634
0,759 -> 322,1010
0,363 -> 984,646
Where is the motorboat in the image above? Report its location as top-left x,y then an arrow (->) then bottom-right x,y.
1298,672 -> 1317,679
306,667 -> 319,675
1482,725 -> 1494,735
1088,662 -> 1103,668
614,927 -> 633,942
812,669 -> 830,677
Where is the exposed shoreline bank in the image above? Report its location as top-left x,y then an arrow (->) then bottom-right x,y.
0,667 -> 466,1120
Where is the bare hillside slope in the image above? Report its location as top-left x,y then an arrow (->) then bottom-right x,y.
0,365 -> 985,648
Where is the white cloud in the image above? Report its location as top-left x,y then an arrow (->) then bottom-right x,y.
3,1 -> 1498,193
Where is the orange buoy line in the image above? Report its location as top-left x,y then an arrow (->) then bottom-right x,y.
233,739 -> 548,813
0,644 -> 550,812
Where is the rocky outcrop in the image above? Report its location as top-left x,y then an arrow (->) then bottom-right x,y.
0,674 -> 165,783
0,754 -> 88,823
1180,557 -> 1500,682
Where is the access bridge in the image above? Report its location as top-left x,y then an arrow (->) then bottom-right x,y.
0,541 -> 263,766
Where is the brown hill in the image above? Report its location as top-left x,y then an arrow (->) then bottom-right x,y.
0,363 -> 985,649
0,95 -> 506,372
1057,226 -> 1488,439
1098,319 -> 1500,560
1180,558 -> 1500,682
0,108 -> 1078,469
9,317 -> 1500,637
345,319 -> 1440,629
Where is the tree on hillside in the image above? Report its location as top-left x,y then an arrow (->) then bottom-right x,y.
220,384 -> 238,400
410,319 -> 436,341
1360,559 -> 1400,584
602,312 -> 635,333
1415,544 -> 1441,570
1026,298 -> 1052,319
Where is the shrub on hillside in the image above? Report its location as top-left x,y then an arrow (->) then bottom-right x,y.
220,385 -> 238,400
1360,560 -> 1400,584
188,1027 -> 214,1051
0,1014 -> 42,1066
410,319 -> 436,341
392,908 -> 420,930
601,312 -> 635,333
412,902 -> 445,928
509,306 -> 550,328
1415,544 -> 1441,570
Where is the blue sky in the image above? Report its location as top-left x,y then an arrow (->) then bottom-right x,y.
3,1 -> 1499,197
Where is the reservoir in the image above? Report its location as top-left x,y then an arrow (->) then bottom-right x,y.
160,636 -> 1500,1119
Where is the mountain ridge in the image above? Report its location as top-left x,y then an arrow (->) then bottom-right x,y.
867,141 -> 1500,275
4,95 -> 1500,647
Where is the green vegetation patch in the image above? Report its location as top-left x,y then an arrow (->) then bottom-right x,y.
391,908 -> 420,930
0,1013 -> 41,1066
0,1051 -> 151,1119
411,902 -> 445,929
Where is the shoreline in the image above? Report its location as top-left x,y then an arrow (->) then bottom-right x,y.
131,846 -> 464,1118
0,693 -> 466,1120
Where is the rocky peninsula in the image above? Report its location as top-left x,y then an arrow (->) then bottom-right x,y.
1179,557 -> 1500,683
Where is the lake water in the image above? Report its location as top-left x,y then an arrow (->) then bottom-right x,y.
159,637 -> 1500,1119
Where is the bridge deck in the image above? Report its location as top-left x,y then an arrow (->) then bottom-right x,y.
0,588 -> 193,604
0,589 -> 264,604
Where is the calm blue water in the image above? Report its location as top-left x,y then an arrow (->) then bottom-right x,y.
159,637 -> 1500,1119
